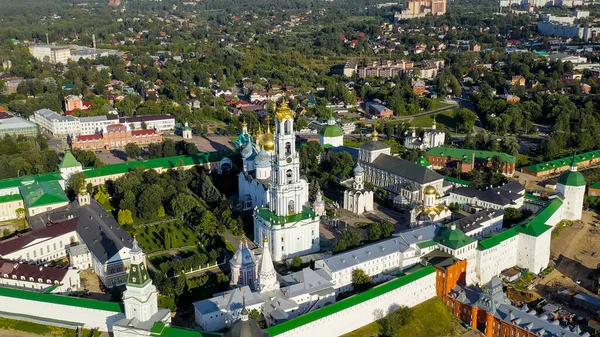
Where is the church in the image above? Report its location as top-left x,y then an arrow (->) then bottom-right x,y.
342,163 -> 374,215
319,111 -> 344,147
194,237 -> 335,332
403,120 -> 445,150
358,129 -> 445,207
242,101 -> 321,261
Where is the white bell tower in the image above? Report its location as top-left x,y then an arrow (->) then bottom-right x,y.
123,238 -> 159,322
269,100 -> 308,217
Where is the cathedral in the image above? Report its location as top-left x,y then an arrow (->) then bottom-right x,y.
343,163 -> 374,215
358,129 -> 445,207
194,237 -> 335,332
236,101 -> 320,262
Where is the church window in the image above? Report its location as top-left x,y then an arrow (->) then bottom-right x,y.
286,170 -> 293,184
285,142 -> 292,156
132,267 -> 137,272
285,121 -> 292,135
132,277 -> 137,282
288,200 -> 295,214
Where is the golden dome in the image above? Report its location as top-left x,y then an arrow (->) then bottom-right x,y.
275,100 -> 294,121
241,120 -> 248,128
372,128 -> 379,139
424,185 -> 436,195
263,123 -> 275,151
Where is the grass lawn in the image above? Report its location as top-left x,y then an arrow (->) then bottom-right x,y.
511,272 -> 535,291
344,138 -> 367,148
0,317 -> 100,337
411,108 -> 459,130
426,98 -> 452,111
341,297 -> 458,337
551,220 -> 574,239
132,220 -> 202,254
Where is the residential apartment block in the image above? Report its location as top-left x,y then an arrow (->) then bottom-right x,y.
31,109 -> 175,137
357,60 -> 414,79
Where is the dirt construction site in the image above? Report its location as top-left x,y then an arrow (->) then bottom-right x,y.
522,210 -> 600,318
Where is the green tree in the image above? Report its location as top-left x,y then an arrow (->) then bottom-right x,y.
110,286 -> 123,302
67,172 -> 87,197
198,210 -> 218,236
330,152 -> 354,180
249,309 -> 261,322
351,269 -> 373,292
137,186 -> 164,219
455,108 -> 477,134
158,205 -> 166,218
379,306 -> 413,337
119,191 -> 137,214
94,185 -> 110,205
117,209 -> 134,225
171,193 -> 198,219
381,222 -> 395,238
504,207 -> 523,227
291,256 -> 303,271
124,143 -> 141,160
367,223 -> 383,241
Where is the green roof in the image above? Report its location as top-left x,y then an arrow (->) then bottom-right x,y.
58,152 -> 82,169
589,182 -> 600,189
127,258 -> 152,288
557,169 -> 586,187
417,156 -> 432,167
416,240 -> 438,249
524,193 -> 544,201
150,322 -> 210,337
477,227 -> 520,250
20,181 -> 69,208
478,198 -> 562,250
444,176 -> 471,186
521,149 -> 600,173
434,225 -> 476,250
0,172 -> 62,191
0,193 -> 23,204
84,151 -> 232,178
320,124 -> 344,137
0,286 -> 124,312
266,266 -> 436,336
426,147 -> 516,164
256,206 -> 317,225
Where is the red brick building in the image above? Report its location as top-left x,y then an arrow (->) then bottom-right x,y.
71,123 -> 162,150
429,255 -> 583,337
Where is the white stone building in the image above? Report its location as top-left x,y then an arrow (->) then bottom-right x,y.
113,239 -> 171,337
317,189 -> 574,288
555,158 -> 585,221
0,259 -> 80,293
359,130 -> 445,206
449,181 -> 525,211
319,112 -> 344,147
32,109 -> 80,137
409,185 -> 451,226
343,164 -> 374,215
229,238 -> 258,289
253,102 -> 321,261
403,121 -> 445,150
194,238 -> 335,332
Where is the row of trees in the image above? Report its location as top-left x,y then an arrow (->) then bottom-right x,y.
333,222 -> 395,253
0,135 -> 59,179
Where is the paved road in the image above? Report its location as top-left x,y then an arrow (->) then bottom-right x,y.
361,99 -> 459,125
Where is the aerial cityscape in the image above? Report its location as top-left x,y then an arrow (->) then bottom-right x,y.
1,0 -> 600,336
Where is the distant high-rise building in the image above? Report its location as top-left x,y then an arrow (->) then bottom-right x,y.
394,0 -> 446,20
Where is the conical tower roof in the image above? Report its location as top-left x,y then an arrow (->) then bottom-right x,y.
258,238 -> 279,293
58,151 -> 82,169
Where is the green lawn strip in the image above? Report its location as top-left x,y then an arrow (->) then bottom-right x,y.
340,297 -> 457,337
